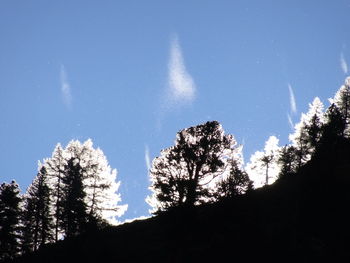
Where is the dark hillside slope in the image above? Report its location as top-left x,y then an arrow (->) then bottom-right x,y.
14,139 -> 350,262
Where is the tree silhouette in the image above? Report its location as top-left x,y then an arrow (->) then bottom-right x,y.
289,97 -> 325,168
21,166 -> 54,252
215,160 -> 253,199
277,145 -> 298,178
63,139 -> 125,226
0,181 -> 22,261
331,77 -> 350,137
148,121 -> 239,212
60,158 -> 88,238
320,104 -> 346,144
43,139 -> 125,239
45,143 -> 65,242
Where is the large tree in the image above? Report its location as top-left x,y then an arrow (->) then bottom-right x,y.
63,140 -> 126,225
45,143 -> 66,242
0,181 -> 22,261
147,121 -> 240,212
59,158 -> 88,238
45,139 -> 126,238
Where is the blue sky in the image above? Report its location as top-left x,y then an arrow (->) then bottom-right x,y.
1,1 -> 350,220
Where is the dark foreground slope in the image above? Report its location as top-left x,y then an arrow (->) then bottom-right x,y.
14,139 -> 350,263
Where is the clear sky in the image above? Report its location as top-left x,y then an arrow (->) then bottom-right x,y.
1,1 -> 350,221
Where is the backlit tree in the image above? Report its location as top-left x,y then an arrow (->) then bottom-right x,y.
147,121 -> 240,212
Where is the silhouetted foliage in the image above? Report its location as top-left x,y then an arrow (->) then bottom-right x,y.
11,135 -> 350,262
321,104 -> 346,145
45,143 -> 65,242
59,158 -> 88,238
42,139 -> 125,240
148,121 -> 240,212
277,145 -> 298,178
289,97 -> 325,170
332,77 -> 350,137
215,160 -> 253,199
21,166 -> 54,253
7,77 -> 350,262
0,181 -> 22,261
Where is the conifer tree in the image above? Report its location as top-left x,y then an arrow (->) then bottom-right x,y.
43,139 -> 125,238
45,143 -> 66,242
63,139 -> 125,226
331,77 -> 350,137
246,136 -> 280,188
215,160 -> 253,199
147,121 -> 240,212
277,145 -> 298,178
59,158 -> 88,238
320,104 -> 346,144
289,97 -> 325,168
0,181 -> 22,261
21,165 -> 54,252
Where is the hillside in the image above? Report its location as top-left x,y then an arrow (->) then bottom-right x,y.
13,138 -> 350,263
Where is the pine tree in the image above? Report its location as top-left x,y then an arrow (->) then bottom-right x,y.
43,139 -> 125,238
320,104 -> 346,144
45,143 -> 66,242
304,97 -> 325,150
289,97 -> 325,168
0,181 -> 22,261
215,160 -> 253,199
277,145 -> 298,179
246,136 -> 280,188
20,193 -> 35,255
60,158 -> 88,238
21,165 -> 54,252
64,139 -> 126,226
147,121 -> 240,212
331,77 -> 350,137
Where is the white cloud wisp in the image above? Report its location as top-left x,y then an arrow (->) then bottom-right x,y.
144,145 -> 151,173
167,36 -> 196,105
340,52 -> 348,74
60,65 -> 72,108
288,84 -> 297,114
287,113 -> 294,129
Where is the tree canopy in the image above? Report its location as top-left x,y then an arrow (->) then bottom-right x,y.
147,121 -> 245,212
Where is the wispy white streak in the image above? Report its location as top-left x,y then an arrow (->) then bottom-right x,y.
168,36 -> 196,103
287,113 -> 294,129
340,52 -> 348,74
144,145 -> 151,172
60,65 -> 72,108
288,84 -> 297,114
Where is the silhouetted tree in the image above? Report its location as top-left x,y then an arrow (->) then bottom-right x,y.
148,121 -> 240,212
21,166 -> 54,252
59,158 -> 88,238
289,97 -> 325,168
45,143 -> 66,242
63,140 -> 126,226
320,104 -> 346,144
304,97 -> 325,150
331,77 -> 350,137
215,160 -> 253,199
0,181 -> 22,261
44,139 -> 126,239
277,145 -> 298,178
